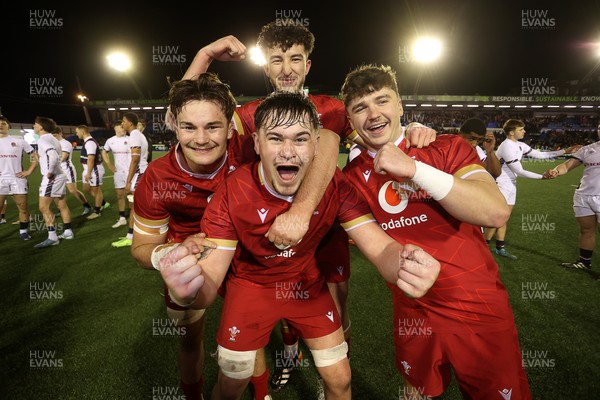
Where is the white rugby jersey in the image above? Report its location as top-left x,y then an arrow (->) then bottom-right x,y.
103,135 -> 131,173
37,134 -> 63,177
128,129 -> 149,173
571,141 -> 600,195
0,135 -> 34,177
59,138 -> 75,169
496,139 -> 564,183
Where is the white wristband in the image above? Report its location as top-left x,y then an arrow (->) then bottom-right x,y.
168,288 -> 195,307
151,243 -> 181,271
411,161 -> 454,201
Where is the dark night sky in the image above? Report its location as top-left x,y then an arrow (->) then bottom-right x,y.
3,0 -> 600,125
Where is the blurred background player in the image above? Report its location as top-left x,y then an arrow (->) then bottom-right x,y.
53,125 -> 93,216
75,124 -> 107,220
457,118 -> 502,179
102,121 -> 131,228
484,119 -> 580,259
33,116 -> 74,248
0,115 -> 37,239
112,112 -> 148,248
544,123 -> 598,271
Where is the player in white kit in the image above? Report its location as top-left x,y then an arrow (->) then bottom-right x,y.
484,119 -> 579,259
102,121 -> 132,228
0,115 -> 37,239
53,126 -> 93,216
33,116 -> 74,248
544,123 -> 600,270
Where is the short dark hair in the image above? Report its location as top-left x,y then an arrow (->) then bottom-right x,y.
460,118 -> 487,136
169,73 -> 237,123
122,112 -> 139,126
0,115 -> 10,128
255,91 -> 320,134
35,116 -> 57,133
341,64 -> 399,108
257,20 -> 315,56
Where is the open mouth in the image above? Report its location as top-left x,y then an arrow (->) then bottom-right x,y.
190,146 -> 215,153
367,121 -> 387,133
276,165 -> 299,182
279,78 -> 296,87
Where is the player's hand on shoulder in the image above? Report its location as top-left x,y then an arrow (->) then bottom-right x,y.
405,122 -> 436,149
396,243 -> 440,298
373,142 -> 416,178
159,245 -> 205,305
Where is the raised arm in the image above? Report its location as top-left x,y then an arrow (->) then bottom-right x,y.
183,35 -> 247,80
481,133 -> 502,178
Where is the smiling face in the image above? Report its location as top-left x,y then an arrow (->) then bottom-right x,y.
252,93 -> 320,197
254,114 -> 318,196
346,86 -> 404,152
175,99 -> 232,174
263,43 -> 311,93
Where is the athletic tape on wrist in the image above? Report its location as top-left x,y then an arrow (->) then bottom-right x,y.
168,288 -> 195,308
151,242 -> 181,271
411,161 -> 454,201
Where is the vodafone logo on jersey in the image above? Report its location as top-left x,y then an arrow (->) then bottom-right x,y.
378,181 -> 409,214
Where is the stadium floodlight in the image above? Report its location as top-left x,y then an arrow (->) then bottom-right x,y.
249,47 -> 266,66
106,52 -> 132,72
413,38 -> 442,63
106,50 -> 145,99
